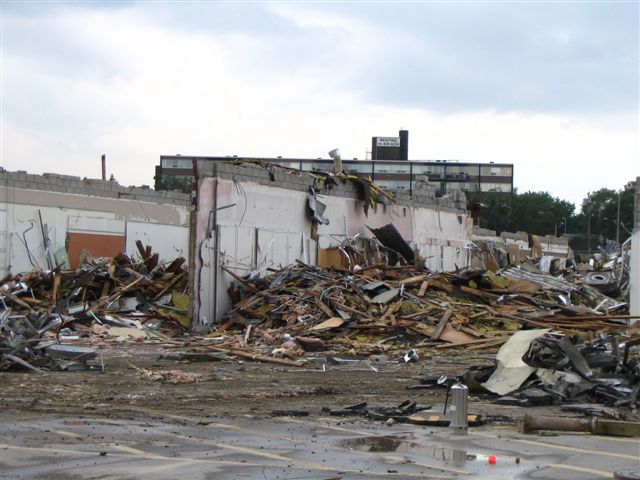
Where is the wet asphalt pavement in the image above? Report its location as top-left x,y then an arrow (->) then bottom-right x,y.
1,411 -> 638,479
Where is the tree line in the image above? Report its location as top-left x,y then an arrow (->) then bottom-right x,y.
466,180 -> 636,251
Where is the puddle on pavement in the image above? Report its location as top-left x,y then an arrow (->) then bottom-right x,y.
339,435 -> 479,467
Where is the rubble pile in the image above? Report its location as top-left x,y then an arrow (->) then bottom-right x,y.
457,331 -> 640,408
0,241 -> 188,371
579,240 -> 632,299
218,261 -> 631,356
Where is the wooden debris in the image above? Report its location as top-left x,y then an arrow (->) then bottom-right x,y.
431,307 -> 454,341
311,317 -> 345,331
0,242 -> 189,337
215,262 -> 629,358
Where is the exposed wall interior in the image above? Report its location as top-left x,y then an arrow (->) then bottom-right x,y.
191,161 -> 470,330
0,171 -> 190,276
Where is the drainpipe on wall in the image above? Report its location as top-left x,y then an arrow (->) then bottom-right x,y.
211,178 -> 219,328
188,159 -> 199,331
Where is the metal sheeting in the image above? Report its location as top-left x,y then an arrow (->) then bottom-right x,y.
368,223 -> 414,263
502,267 -> 626,313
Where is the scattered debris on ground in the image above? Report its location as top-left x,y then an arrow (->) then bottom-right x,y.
0,242 -> 188,372
128,363 -> 207,384
215,260 -> 633,360
417,331 -> 640,409
2,236 -> 638,427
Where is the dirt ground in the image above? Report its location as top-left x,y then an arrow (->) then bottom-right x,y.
4,342 -> 640,480
1,341 -> 561,424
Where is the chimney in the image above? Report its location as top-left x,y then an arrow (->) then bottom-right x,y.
328,149 -> 342,173
399,130 -> 409,160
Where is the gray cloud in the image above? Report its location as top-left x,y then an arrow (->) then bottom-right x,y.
5,2 -> 639,114
134,1 -> 638,114
1,1 -> 637,140
324,2 -> 639,114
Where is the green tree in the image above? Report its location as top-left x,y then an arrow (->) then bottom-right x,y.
509,191 -> 574,236
577,181 -> 636,246
468,180 -> 636,244
154,174 -> 192,194
467,190 -> 574,236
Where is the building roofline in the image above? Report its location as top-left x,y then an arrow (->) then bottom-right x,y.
159,155 -> 513,167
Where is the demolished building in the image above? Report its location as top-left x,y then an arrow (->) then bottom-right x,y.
189,160 -> 471,329
0,170 -> 190,276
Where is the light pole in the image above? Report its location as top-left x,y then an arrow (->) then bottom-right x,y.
584,194 -> 592,255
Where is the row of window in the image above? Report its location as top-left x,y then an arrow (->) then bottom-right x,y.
159,158 -> 513,194
374,180 -> 512,193
294,161 -> 512,177
161,158 -> 513,177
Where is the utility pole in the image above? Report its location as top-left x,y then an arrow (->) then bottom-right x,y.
586,194 -> 592,256
616,191 -> 621,248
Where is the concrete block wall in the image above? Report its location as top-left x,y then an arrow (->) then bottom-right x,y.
501,231 -> 529,242
198,160 -> 467,213
0,170 -> 190,207
473,227 -> 497,238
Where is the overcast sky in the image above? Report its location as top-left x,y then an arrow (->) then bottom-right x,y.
1,1 -> 638,209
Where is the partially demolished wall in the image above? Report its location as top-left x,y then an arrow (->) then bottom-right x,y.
0,170 -> 191,275
471,227 -> 570,271
191,161 -> 470,328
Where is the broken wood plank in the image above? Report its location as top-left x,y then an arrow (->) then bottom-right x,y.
51,271 -> 61,305
315,298 -> 335,318
439,323 -> 478,344
435,336 -> 508,349
431,307 -> 454,340
221,265 -> 259,293
210,318 -> 236,336
135,240 -> 149,260
0,289 -> 34,311
153,272 -> 185,300
165,257 -> 186,274
311,317 -> 345,331
207,346 -> 305,367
